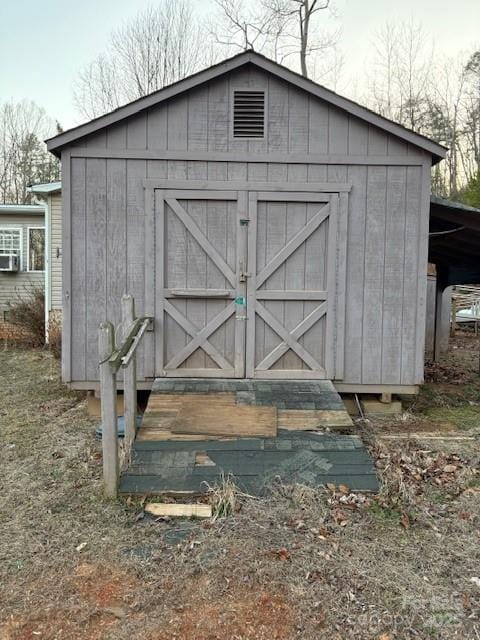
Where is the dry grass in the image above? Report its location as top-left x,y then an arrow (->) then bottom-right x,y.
0,346 -> 479,639
47,312 -> 62,360
6,285 -> 45,347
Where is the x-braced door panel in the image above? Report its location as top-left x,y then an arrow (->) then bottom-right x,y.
154,190 -> 247,378
150,186 -> 347,380
246,192 -> 340,379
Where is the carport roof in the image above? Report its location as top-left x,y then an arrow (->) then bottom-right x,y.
429,195 -> 480,287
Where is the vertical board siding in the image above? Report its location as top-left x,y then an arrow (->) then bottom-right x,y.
61,151 -> 71,381
288,86 -> 309,154
348,119 -> 369,156
381,167 -> 407,383
362,166 -> 387,383
328,108 -> 348,155
71,158 -> 86,381
208,79 -> 229,152
126,160 -> 147,378
127,116 -> 147,149
268,77 -> 289,152
367,126 -> 388,155
308,98 -> 329,154
344,166 -> 367,382
146,108 -> 167,149
187,87 -> 209,152
85,158 -> 107,380
106,159 -> 127,332
106,124 -> 127,149
415,160 -> 432,382
343,120 -> 368,382
167,95 -> 188,151
388,135 -> 408,155
65,67 -> 428,386
401,166 -> 422,384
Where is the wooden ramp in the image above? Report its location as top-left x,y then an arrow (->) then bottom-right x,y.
138,379 -> 352,442
119,379 -> 376,496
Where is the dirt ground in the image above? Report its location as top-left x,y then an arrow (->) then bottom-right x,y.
0,337 -> 479,640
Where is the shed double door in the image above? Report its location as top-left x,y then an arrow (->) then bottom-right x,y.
153,187 -> 342,380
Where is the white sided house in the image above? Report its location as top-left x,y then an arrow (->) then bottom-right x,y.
46,51 -> 446,395
0,204 -> 45,337
28,182 -> 62,333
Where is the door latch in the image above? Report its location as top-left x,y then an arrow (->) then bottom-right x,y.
239,261 -> 251,283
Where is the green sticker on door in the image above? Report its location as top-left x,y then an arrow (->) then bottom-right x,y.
235,296 -> 246,305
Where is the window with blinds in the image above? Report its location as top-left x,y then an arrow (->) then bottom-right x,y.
233,90 -> 265,138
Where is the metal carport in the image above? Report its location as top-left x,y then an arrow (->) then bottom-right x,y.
429,195 -> 480,360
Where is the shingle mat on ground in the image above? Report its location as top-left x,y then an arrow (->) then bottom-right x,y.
120,430 -> 378,495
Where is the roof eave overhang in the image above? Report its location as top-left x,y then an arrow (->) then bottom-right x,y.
27,183 -> 62,194
47,51 -> 447,162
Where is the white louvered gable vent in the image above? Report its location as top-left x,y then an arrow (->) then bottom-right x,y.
233,90 -> 265,138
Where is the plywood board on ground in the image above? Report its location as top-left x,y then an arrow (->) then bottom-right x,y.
147,393 -> 235,408
145,502 -> 212,518
138,393 -> 238,441
278,409 -> 352,430
171,397 -> 277,437
137,428 -> 235,442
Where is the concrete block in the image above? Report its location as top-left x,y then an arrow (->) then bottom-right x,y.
87,391 -> 125,417
361,399 -> 402,416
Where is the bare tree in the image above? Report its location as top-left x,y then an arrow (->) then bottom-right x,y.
0,101 -> 60,204
74,1 -> 213,120
264,0 -> 334,77
367,21 -> 434,130
73,56 -> 122,122
427,55 -> 470,195
364,21 -> 480,197
213,0 -> 338,78
212,0 -> 277,53
464,50 -> 480,178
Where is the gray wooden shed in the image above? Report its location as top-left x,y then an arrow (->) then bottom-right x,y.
47,51 -> 446,395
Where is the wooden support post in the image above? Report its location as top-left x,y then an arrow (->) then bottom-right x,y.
99,321 -> 119,498
450,299 -> 457,338
122,294 -> 137,452
380,393 -> 392,404
433,281 -> 444,363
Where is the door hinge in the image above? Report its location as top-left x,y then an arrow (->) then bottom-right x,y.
240,218 -> 250,226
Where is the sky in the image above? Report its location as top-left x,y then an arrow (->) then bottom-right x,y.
0,0 -> 479,130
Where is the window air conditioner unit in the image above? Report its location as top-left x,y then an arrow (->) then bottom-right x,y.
0,254 -> 19,272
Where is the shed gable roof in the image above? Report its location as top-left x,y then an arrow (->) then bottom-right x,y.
47,51 -> 446,162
